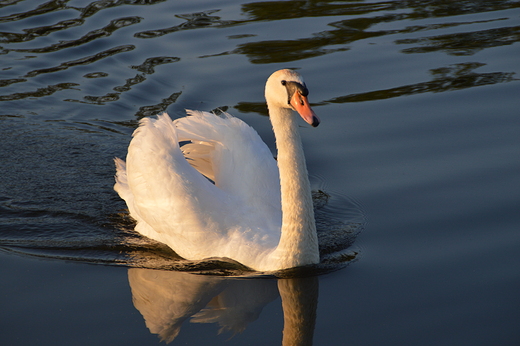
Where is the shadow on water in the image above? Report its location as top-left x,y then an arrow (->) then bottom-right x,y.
321,62 -> 518,104
202,1 -> 520,63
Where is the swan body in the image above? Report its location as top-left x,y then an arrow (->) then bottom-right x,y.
115,69 -> 320,271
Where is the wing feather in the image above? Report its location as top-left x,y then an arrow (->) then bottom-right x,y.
115,112 -> 281,260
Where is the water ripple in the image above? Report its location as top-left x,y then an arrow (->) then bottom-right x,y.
1,0 -> 519,118
7,17 -> 141,54
322,62 -> 517,103
0,81 -> 79,101
24,44 -> 135,77
0,189 -> 363,277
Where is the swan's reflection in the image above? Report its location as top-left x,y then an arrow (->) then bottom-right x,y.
128,268 -> 318,344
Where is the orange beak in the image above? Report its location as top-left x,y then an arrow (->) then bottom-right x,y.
290,92 -> 320,127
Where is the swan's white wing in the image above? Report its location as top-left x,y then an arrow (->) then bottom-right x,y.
115,112 -> 281,261
175,110 -> 281,228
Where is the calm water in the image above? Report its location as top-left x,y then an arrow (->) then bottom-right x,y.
1,0 -> 519,345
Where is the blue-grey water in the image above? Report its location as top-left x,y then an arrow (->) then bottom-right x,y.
1,1 -> 519,345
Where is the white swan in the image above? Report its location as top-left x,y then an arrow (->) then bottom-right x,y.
114,69 -> 321,271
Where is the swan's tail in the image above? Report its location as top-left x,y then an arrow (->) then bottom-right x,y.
114,157 -> 130,201
114,157 -> 141,218
114,156 -> 159,239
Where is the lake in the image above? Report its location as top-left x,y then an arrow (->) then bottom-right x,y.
1,0 -> 519,345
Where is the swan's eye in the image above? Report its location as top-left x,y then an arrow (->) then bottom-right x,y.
281,80 -> 286,86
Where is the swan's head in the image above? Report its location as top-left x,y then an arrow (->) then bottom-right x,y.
265,69 -> 320,127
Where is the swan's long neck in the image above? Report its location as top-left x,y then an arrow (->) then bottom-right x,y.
269,106 -> 319,268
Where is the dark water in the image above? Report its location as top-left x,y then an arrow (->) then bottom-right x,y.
1,0 -> 519,345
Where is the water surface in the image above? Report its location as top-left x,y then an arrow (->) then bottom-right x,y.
1,0 -> 519,345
